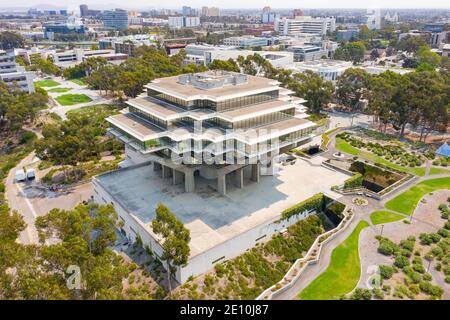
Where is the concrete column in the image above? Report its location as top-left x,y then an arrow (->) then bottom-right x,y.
235,168 -> 244,189
162,165 -> 173,179
217,173 -> 227,196
251,163 -> 260,182
184,171 -> 195,193
153,162 -> 162,171
173,169 -> 183,185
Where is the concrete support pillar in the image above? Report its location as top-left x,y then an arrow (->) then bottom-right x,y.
217,173 -> 227,196
173,169 -> 183,185
251,163 -> 260,182
235,168 -> 244,189
162,165 -> 173,179
153,162 -> 162,171
184,171 -> 195,193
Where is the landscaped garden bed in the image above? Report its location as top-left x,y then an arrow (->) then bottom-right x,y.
171,194 -> 346,300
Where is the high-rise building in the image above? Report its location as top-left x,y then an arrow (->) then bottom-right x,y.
102,9 -> 129,30
275,16 -> 336,36
292,9 -> 304,17
168,16 -> 200,29
79,4 -> 89,17
366,8 -> 381,30
201,6 -> 220,17
261,12 -> 280,24
262,6 -> 271,14
182,6 -> 197,16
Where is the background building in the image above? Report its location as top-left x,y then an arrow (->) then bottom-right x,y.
275,16 -> 336,36
102,9 -> 129,30
201,6 -> 221,17
168,16 -> 200,29
336,29 -> 359,41
223,35 -> 269,48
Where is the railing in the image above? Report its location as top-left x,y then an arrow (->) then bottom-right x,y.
256,206 -> 354,300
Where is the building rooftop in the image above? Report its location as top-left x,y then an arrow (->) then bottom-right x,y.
107,113 -> 163,140
94,158 -> 348,257
146,72 -> 279,100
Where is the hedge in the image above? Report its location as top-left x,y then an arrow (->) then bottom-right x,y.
344,173 -> 363,189
280,193 -> 326,221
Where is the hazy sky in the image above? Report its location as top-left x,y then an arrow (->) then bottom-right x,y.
0,0 -> 449,9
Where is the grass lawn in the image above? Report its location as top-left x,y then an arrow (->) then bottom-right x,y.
370,210 -> 405,225
35,79 -> 60,87
70,78 -> 88,86
385,177 -> 450,215
66,104 -> 120,117
55,94 -> 92,106
298,220 -> 370,300
47,87 -> 72,93
429,166 -> 450,175
335,137 -> 426,176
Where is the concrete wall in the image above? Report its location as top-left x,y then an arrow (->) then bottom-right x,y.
93,175 -> 317,284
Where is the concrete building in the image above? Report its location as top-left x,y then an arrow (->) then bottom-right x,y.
286,59 -> 353,81
93,70 -> 343,283
275,16 -> 336,36
366,8 -> 381,30
288,45 -> 327,62
168,16 -> 200,29
262,13 -> 280,24
223,36 -> 269,48
0,50 -> 35,92
49,48 -> 128,69
184,44 -> 294,68
102,9 -> 129,30
201,6 -> 220,17
99,34 -> 157,56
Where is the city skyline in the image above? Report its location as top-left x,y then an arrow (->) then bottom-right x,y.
1,0 -> 450,10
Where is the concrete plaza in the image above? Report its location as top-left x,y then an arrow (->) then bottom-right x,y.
95,158 -> 349,256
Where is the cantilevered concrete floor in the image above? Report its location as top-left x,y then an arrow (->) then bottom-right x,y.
95,158 -> 349,256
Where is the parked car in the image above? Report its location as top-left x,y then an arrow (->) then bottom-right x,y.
15,169 -> 26,182
26,168 -> 36,180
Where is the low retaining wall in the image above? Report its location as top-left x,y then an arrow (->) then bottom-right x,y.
256,206 -> 355,300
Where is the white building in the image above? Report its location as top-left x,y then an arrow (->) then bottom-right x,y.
275,16 -> 336,36
286,59 -> 353,81
0,50 -> 35,93
201,6 -> 220,17
184,44 -> 294,68
366,8 -> 381,30
49,48 -> 128,69
168,16 -> 200,29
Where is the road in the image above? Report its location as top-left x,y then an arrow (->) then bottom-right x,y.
5,151 -> 93,244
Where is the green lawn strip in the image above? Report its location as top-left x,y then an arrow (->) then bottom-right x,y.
55,94 -> 92,106
429,166 -> 450,175
298,220 -> 370,300
47,87 -> 72,93
35,79 -> 60,87
385,177 -> 450,215
369,210 -> 405,225
66,104 -> 119,117
335,138 -> 425,176
70,78 -> 88,86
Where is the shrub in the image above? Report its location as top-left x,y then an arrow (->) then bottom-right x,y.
394,256 -> 410,268
379,265 -> 396,279
419,281 -> 444,298
350,288 -> 372,300
280,193 -> 325,221
419,233 -> 433,245
372,288 -> 384,299
378,238 -> 399,256
344,173 -> 363,189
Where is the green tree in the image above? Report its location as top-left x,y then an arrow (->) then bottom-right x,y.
151,203 -> 190,296
336,68 -> 369,115
0,31 -> 25,50
291,70 -> 334,114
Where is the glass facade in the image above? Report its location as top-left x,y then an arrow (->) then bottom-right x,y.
147,88 -> 279,112
233,109 -> 295,129
128,106 -> 168,129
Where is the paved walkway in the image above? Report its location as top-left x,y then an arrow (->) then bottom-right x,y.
358,190 -> 450,299
5,151 -> 93,244
273,128 -> 450,300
